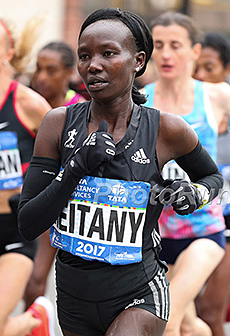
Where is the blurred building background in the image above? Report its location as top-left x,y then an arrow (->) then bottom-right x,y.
1,0 -> 230,76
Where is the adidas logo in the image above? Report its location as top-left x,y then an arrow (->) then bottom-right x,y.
131,148 -> 150,164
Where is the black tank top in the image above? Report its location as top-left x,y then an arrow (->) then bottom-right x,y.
60,101 -> 164,252
0,81 -> 35,175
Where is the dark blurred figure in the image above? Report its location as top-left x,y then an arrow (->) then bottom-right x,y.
24,41 -> 88,310
31,41 -> 87,108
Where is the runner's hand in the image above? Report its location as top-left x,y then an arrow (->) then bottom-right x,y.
157,179 -> 203,215
68,120 -> 116,177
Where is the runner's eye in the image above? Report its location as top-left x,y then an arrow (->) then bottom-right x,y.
104,51 -> 115,57
79,54 -> 89,60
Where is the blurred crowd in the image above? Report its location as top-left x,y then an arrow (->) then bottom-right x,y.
1,8 -> 230,336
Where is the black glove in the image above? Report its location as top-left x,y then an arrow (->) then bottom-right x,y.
157,179 -> 203,215
68,120 -> 116,177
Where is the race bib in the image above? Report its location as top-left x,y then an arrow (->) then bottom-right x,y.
0,132 -> 23,190
50,176 -> 151,265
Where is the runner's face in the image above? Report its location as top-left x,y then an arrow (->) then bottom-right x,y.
152,24 -> 198,79
194,47 -> 228,83
32,49 -> 72,101
77,20 -> 141,102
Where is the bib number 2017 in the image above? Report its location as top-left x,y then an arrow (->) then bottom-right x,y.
76,241 -> 105,256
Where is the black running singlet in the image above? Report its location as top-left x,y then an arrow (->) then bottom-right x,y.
57,102 -> 164,254
0,81 -> 35,178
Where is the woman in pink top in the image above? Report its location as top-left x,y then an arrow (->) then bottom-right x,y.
0,17 -> 53,336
